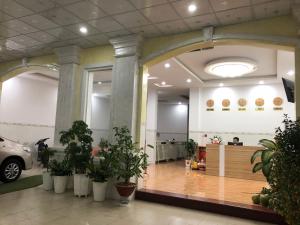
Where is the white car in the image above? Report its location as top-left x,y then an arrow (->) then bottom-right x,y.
0,137 -> 33,182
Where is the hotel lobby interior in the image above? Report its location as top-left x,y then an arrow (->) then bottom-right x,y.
0,1 -> 299,225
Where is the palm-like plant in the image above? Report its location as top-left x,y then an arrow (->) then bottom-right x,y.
251,139 -> 276,180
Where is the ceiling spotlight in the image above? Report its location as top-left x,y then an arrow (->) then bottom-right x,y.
79,26 -> 88,34
164,63 -> 170,68
161,81 -> 166,85
188,4 -> 197,13
178,102 -> 182,105
186,78 -> 192,83
98,81 -> 102,84
287,70 -> 295,76
219,83 -> 224,87
259,80 -> 264,85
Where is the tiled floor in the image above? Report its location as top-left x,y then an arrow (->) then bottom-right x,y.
141,161 -> 267,205
0,187 -> 272,225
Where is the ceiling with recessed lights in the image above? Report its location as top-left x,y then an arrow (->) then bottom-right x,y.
0,0 -> 294,63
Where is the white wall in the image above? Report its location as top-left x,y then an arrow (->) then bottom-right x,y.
189,83 -> 296,146
157,103 -> 188,142
91,96 -> 110,145
0,75 -> 58,146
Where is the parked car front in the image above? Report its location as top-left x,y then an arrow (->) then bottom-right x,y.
0,136 -> 33,182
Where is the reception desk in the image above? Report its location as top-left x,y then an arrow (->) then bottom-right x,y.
206,144 -> 265,181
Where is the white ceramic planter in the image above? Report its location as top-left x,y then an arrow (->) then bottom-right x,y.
53,176 -> 68,194
67,175 -> 74,189
185,159 -> 191,168
42,171 -> 53,191
93,181 -> 108,202
74,174 -> 90,197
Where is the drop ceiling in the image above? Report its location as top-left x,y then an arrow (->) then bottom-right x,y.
0,0 -> 293,62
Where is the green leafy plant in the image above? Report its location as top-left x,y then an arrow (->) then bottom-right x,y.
49,159 -> 72,176
111,126 -> 148,184
251,139 -> 276,181
186,139 -> 197,159
87,150 -> 114,183
60,121 -> 93,174
40,148 -> 56,171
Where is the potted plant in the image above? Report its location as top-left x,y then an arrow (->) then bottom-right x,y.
111,127 -> 148,204
60,121 -> 93,197
185,139 -> 197,167
49,159 -> 72,194
210,135 -> 222,144
87,149 -> 114,201
40,145 -> 56,191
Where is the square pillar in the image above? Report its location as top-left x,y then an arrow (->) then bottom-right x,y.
109,35 -> 143,140
54,45 -> 81,145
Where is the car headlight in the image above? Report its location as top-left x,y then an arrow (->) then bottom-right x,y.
23,147 -> 31,153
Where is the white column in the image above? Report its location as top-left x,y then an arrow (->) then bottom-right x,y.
189,87 -> 203,143
53,45 -> 81,145
146,88 -> 158,163
109,35 -> 143,140
0,81 -> 2,105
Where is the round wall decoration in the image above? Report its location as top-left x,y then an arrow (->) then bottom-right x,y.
206,99 -> 214,107
255,98 -> 264,107
273,97 -> 283,106
222,99 -> 230,107
238,98 -> 247,107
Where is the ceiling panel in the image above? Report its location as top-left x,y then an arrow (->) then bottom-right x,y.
85,34 -> 109,45
88,17 -> 124,33
90,0 -> 135,15
172,0 -> 213,18
129,0 -> 168,9
65,23 -> 100,36
20,14 -> 59,30
130,24 -> 162,37
47,27 -> 80,40
156,20 -> 190,34
26,31 -> 56,43
2,19 -> 38,34
184,14 -> 219,29
105,29 -> 132,38
0,11 -> 13,22
0,0 -> 34,18
216,6 -> 253,25
0,24 -> 20,38
142,4 -> 180,23
15,0 -> 56,13
209,0 -> 251,12
65,1 -> 106,20
41,8 -> 82,26
9,35 -> 41,47
253,0 -> 291,19
114,11 -> 150,28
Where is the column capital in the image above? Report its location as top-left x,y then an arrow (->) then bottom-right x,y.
109,35 -> 143,58
54,45 -> 81,65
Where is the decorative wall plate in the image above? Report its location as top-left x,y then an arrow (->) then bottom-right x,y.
222,99 -> 230,107
238,98 -> 247,107
255,98 -> 264,107
206,99 -> 214,108
273,97 -> 283,106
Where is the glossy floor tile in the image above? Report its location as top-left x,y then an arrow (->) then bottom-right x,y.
0,187 -> 272,225
141,160 -> 267,205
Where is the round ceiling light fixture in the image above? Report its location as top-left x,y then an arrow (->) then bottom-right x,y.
205,57 -> 257,78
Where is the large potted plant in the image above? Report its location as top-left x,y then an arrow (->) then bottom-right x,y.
87,149 -> 114,201
40,145 -> 56,191
111,127 -> 148,204
60,121 -> 93,197
49,159 -> 72,194
185,139 -> 197,167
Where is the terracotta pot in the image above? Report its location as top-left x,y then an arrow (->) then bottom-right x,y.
115,182 -> 136,197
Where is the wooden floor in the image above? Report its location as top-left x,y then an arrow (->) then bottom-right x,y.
141,160 -> 267,205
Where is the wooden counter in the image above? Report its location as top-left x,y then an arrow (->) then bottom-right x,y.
206,144 -> 265,181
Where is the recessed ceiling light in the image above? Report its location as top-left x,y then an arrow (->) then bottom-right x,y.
259,80 -> 264,85
164,63 -> 170,68
79,26 -> 88,34
161,81 -> 166,85
287,70 -> 295,76
188,4 -> 197,13
178,102 -> 182,105
219,83 -> 224,87
98,81 -> 102,84
186,78 -> 192,83
205,57 -> 257,78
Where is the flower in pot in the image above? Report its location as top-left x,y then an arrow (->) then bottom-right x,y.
111,127 -> 148,204
87,149 -> 114,202
210,135 -> 222,144
40,146 -> 56,191
60,121 -> 93,197
185,139 -> 197,167
49,159 -> 72,194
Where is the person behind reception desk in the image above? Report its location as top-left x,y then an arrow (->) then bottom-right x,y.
228,137 -> 243,146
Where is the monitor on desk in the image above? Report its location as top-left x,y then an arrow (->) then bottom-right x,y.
228,142 -> 243,146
